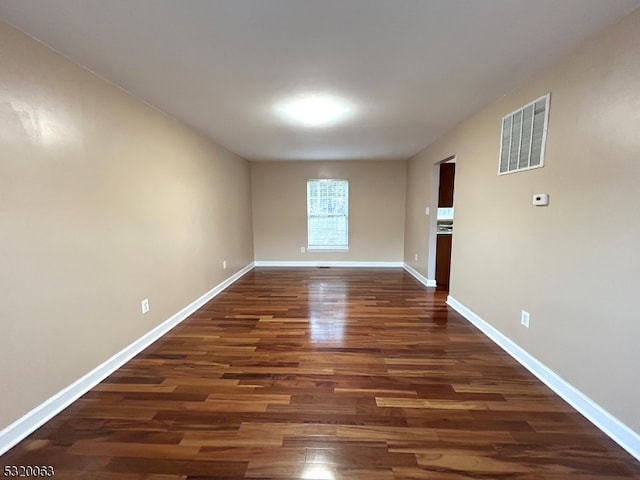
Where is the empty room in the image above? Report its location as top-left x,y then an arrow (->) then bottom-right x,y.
1,1 -> 639,478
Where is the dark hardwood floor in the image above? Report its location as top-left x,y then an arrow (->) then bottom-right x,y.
2,268 -> 639,479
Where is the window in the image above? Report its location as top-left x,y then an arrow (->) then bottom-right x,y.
307,179 -> 349,251
499,93 -> 550,175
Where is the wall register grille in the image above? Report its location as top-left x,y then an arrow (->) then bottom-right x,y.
499,94 -> 550,174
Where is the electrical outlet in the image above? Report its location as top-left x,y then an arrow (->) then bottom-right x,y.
414,253 -> 418,262
300,247 -> 306,253
521,310 -> 530,328
223,260 -> 227,269
141,299 -> 150,314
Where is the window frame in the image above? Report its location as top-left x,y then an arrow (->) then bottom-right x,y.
306,179 -> 349,252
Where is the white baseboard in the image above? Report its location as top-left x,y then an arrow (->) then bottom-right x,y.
403,263 -> 437,287
446,295 -> 640,462
0,262 -> 255,456
254,261 -> 403,268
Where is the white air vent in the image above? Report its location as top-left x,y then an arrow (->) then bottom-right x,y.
499,94 -> 550,175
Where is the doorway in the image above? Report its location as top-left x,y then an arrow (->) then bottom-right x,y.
427,156 -> 455,290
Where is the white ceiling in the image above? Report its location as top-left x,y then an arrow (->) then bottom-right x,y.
1,0 -> 638,162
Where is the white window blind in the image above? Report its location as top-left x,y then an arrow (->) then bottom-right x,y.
307,179 -> 349,251
499,94 -> 550,175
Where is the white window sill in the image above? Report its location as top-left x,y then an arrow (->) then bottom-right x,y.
307,247 -> 349,253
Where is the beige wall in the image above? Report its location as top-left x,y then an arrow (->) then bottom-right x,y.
0,22 -> 254,430
405,10 -> 640,432
252,161 -> 406,262
404,155 -> 439,278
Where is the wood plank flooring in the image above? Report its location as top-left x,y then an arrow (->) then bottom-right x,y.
2,268 -> 639,479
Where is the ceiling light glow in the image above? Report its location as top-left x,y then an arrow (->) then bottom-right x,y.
276,93 -> 353,127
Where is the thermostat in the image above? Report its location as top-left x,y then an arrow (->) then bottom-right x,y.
532,193 -> 549,206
